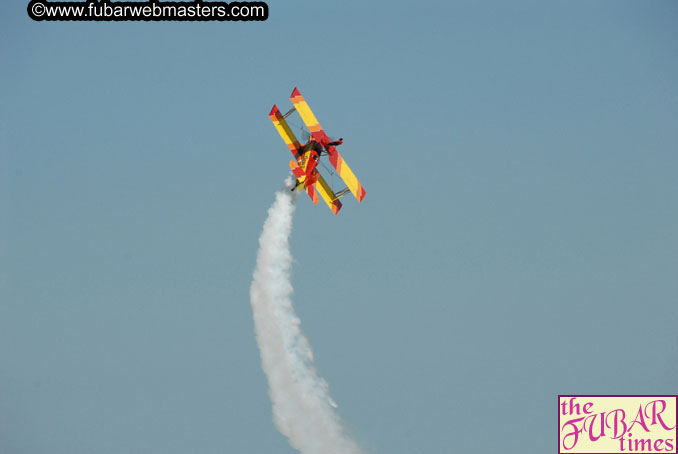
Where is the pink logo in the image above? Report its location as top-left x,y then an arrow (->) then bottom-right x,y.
559,395 -> 677,453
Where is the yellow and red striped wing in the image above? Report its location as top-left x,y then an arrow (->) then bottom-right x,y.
289,87 -> 366,203
269,104 -> 303,162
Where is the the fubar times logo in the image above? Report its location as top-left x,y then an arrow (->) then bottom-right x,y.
559,396 -> 677,453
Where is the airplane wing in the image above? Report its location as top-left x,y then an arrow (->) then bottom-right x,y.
269,104 -> 304,162
289,88 -> 366,202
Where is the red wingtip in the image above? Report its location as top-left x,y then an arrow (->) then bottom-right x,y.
357,186 -> 366,202
291,87 -> 302,99
269,104 -> 280,117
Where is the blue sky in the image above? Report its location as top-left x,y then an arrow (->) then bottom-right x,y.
1,1 -> 677,453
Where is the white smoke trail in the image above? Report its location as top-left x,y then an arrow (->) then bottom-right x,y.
249,182 -> 362,454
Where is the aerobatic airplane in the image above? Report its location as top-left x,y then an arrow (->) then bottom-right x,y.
269,88 -> 366,215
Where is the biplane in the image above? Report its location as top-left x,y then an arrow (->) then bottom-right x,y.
269,88 -> 366,215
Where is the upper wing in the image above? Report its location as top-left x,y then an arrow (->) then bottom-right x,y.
290,88 -> 366,202
269,104 -> 304,162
